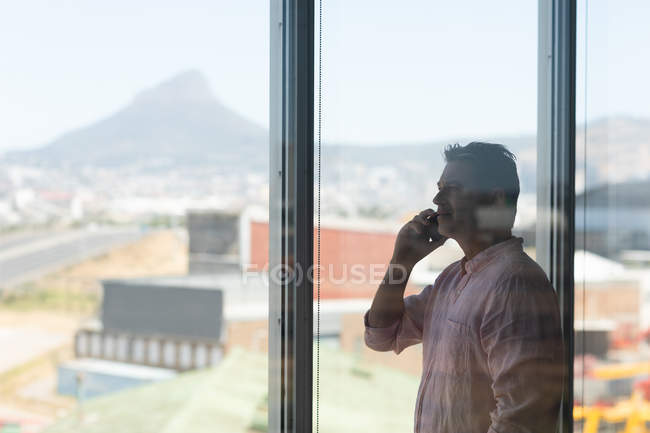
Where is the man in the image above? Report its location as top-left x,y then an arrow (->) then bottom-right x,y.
365,142 -> 564,433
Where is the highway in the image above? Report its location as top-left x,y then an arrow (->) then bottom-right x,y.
0,227 -> 143,289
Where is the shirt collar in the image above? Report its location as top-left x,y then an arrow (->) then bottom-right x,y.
460,237 -> 523,275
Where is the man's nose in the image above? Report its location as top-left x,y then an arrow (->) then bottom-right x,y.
432,191 -> 442,205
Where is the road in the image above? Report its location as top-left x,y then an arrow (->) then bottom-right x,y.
0,227 -> 143,289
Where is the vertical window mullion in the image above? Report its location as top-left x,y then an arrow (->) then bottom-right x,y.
269,1 -> 314,432
537,1 -> 576,432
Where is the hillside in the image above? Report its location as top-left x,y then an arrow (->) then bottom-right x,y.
2,70 -> 268,173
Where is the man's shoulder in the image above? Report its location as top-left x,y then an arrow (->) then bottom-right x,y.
491,249 -> 553,291
435,245 -> 552,291
511,251 -> 549,278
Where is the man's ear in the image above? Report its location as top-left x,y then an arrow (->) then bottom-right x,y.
492,189 -> 507,206
476,189 -> 513,230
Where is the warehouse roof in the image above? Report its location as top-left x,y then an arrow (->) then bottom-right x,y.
45,346 -> 419,433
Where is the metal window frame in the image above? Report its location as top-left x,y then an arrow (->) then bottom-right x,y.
537,1 -> 576,432
269,1 -> 315,432
269,0 -> 576,432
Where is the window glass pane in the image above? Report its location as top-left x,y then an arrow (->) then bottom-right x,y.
314,2 -> 559,432
0,2 -> 269,432
574,1 -> 650,431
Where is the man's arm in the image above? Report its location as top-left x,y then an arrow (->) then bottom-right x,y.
367,260 -> 412,328
367,208 -> 444,327
365,209 -> 445,352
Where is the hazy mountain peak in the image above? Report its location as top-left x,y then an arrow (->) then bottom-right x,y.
1,70 -> 267,169
134,69 -> 214,104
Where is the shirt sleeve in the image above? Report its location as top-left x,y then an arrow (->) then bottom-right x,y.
363,284 -> 433,354
480,270 -> 565,433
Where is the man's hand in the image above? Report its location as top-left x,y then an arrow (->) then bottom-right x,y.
367,209 -> 446,328
392,209 -> 447,269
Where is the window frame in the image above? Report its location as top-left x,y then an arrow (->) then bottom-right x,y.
269,0 -> 577,431
537,1 -> 576,432
269,1 -> 315,432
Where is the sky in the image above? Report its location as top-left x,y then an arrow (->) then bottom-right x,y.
0,0 -> 649,153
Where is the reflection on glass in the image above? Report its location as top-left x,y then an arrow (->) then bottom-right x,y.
573,1 -> 650,432
0,2 -> 268,432
313,2 -> 553,432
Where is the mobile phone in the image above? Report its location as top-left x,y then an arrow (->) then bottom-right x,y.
425,213 -> 445,242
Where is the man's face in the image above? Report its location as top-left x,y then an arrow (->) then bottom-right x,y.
433,161 -> 484,239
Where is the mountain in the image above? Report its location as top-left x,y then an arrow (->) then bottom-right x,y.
576,180 -> 650,208
321,134 -> 538,192
3,69 -> 649,191
576,116 -> 650,186
2,70 -> 268,172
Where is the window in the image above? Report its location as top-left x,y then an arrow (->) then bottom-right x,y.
271,1 -> 583,432
573,1 -> 650,431
0,2 -> 269,432
8,1 -> 646,432
313,2 -> 542,432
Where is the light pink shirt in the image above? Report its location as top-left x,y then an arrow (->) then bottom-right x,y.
364,237 -> 564,433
